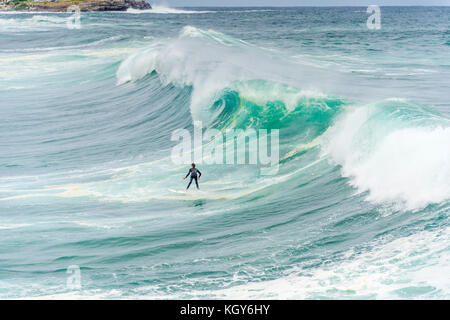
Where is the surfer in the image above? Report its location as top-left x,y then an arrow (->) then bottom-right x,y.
184,163 -> 202,190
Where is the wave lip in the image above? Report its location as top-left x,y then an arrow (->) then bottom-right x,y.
116,26 -> 343,127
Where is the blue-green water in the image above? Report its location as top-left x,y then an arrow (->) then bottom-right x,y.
0,6 -> 449,299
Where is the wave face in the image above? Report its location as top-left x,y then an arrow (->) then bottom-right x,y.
0,7 -> 449,299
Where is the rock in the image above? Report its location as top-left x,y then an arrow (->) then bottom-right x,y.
3,0 -> 151,12
0,3 -> 11,11
124,0 -> 151,10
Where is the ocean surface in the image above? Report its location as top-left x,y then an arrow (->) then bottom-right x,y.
0,6 -> 449,299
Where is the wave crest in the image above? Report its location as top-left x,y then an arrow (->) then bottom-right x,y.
323,101 -> 450,210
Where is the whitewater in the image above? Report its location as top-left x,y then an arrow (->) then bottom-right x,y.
0,7 -> 449,299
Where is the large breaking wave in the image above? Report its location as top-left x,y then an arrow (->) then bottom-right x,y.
114,26 -> 450,210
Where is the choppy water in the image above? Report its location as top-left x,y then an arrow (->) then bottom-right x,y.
0,6 -> 449,299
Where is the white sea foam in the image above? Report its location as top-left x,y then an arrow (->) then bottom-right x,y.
0,223 -> 31,230
195,227 -> 450,299
126,6 -> 214,14
322,103 -> 450,210
0,15 -> 68,31
16,226 -> 447,299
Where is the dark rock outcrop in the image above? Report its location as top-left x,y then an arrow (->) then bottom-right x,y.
124,0 -> 150,10
3,0 -> 151,12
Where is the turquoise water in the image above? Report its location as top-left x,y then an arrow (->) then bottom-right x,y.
0,7 -> 449,299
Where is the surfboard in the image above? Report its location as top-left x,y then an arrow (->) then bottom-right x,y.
168,188 -> 188,194
169,188 -> 204,194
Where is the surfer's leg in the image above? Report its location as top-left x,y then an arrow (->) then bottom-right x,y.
194,177 -> 199,189
186,177 -> 193,189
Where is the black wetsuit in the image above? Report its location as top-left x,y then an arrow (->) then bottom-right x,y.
185,168 -> 201,189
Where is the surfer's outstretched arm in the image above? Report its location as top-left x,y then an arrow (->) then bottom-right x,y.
184,169 -> 191,179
